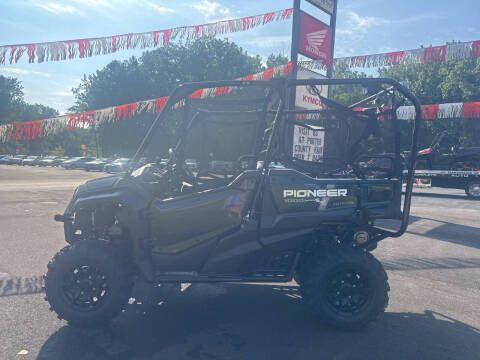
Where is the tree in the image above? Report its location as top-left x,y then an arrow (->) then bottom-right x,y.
71,38 -> 263,111
266,54 -> 289,68
0,75 -> 59,154
71,38 -> 265,156
0,76 -> 24,124
331,62 -> 368,105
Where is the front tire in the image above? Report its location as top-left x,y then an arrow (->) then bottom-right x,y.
44,240 -> 133,327
466,181 -> 480,199
299,246 -> 389,330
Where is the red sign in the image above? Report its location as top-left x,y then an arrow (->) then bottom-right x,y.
298,11 -> 332,65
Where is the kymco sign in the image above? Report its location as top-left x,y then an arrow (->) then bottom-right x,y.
298,11 -> 332,64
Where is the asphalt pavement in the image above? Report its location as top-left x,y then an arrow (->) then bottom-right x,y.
0,165 -> 479,360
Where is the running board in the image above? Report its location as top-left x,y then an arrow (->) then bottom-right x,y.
153,272 -> 291,283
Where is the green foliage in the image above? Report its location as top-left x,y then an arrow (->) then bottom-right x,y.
0,76 -> 24,124
71,38 -> 263,112
0,75 -> 59,154
379,58 -> 480,147
72,38 -> 265,156
331,62 -> 368,105
266,53 -> 289,68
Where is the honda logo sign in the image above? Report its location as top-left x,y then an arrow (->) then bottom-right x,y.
298,11 -> 332,64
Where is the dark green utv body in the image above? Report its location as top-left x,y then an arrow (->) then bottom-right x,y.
45,78 -> 421,329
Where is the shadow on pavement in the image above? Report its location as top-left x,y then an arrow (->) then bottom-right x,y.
383,257 -> 480,271
0,275 -> 44,297
407,215 -> 480,250
411,191 -> 469,200
38,283 -> 480,360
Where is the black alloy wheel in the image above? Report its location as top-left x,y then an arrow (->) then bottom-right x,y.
323,267 -> 372,316
45,240 -> 133,327
62,264 -> 109,311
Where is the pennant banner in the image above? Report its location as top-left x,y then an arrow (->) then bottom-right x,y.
356,101 -> 480,121
297,40 -> 480,71
1,60 -> 479,143
0,5 -> 478,70
326,40 -> 480,69
0,62 -> 293,142
0,8 -> 293,65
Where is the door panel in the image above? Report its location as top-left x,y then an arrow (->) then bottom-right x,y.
149,179 -> 255,271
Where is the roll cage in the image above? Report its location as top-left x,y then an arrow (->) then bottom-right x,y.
129,77 -> 421,239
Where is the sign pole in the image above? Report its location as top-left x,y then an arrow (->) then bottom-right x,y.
290,0 -> 301,112
326,0 -> 338,79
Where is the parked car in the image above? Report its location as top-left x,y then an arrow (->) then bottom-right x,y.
85,158 -> 111,172
38,156 -> 59,167
0,155 -> 14,164
104,158 -> 130,173
9,155 -> 27,165
22,156 -> 40,166
52,157 -> 69,167
62,157 -> 95,170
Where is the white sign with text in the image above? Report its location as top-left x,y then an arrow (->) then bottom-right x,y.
292,125 -> 325,162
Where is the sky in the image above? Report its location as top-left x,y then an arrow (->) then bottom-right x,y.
0,0 -> 479,114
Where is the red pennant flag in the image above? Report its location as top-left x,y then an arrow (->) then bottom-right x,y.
472,40 -> 480,58
421,104 -> 439,120
155,96 -> 168,112
462,101 -> 480,118
384,51 -> 404,65
422,45 -> 447,63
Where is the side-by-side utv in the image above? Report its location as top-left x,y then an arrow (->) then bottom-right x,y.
45,78 -> 420,330
416,130 -> 480,171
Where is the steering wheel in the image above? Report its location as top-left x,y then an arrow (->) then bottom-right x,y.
234,154 -> 258,173
167,148 -> 198,189
348,161 -> 366,179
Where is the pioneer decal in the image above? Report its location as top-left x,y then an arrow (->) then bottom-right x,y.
283,189 -> 348,203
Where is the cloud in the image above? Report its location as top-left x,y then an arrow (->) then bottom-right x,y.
33,1 -> 81,15
51,91 -> 73,97
146,1 -> 175,14
70,0 -> 114,8
243,36 -> 291,49
192,0 -> 231,20
337,10 -> 443,37
0,67 -> 51,78
337,11 -> 386,36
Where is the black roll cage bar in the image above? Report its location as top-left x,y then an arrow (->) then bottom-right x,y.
129,77 -> 421,239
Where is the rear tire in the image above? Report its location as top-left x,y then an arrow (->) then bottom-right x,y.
299,246 -> 389,330
44,240 -> 133,327
466,181 -> 480,200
